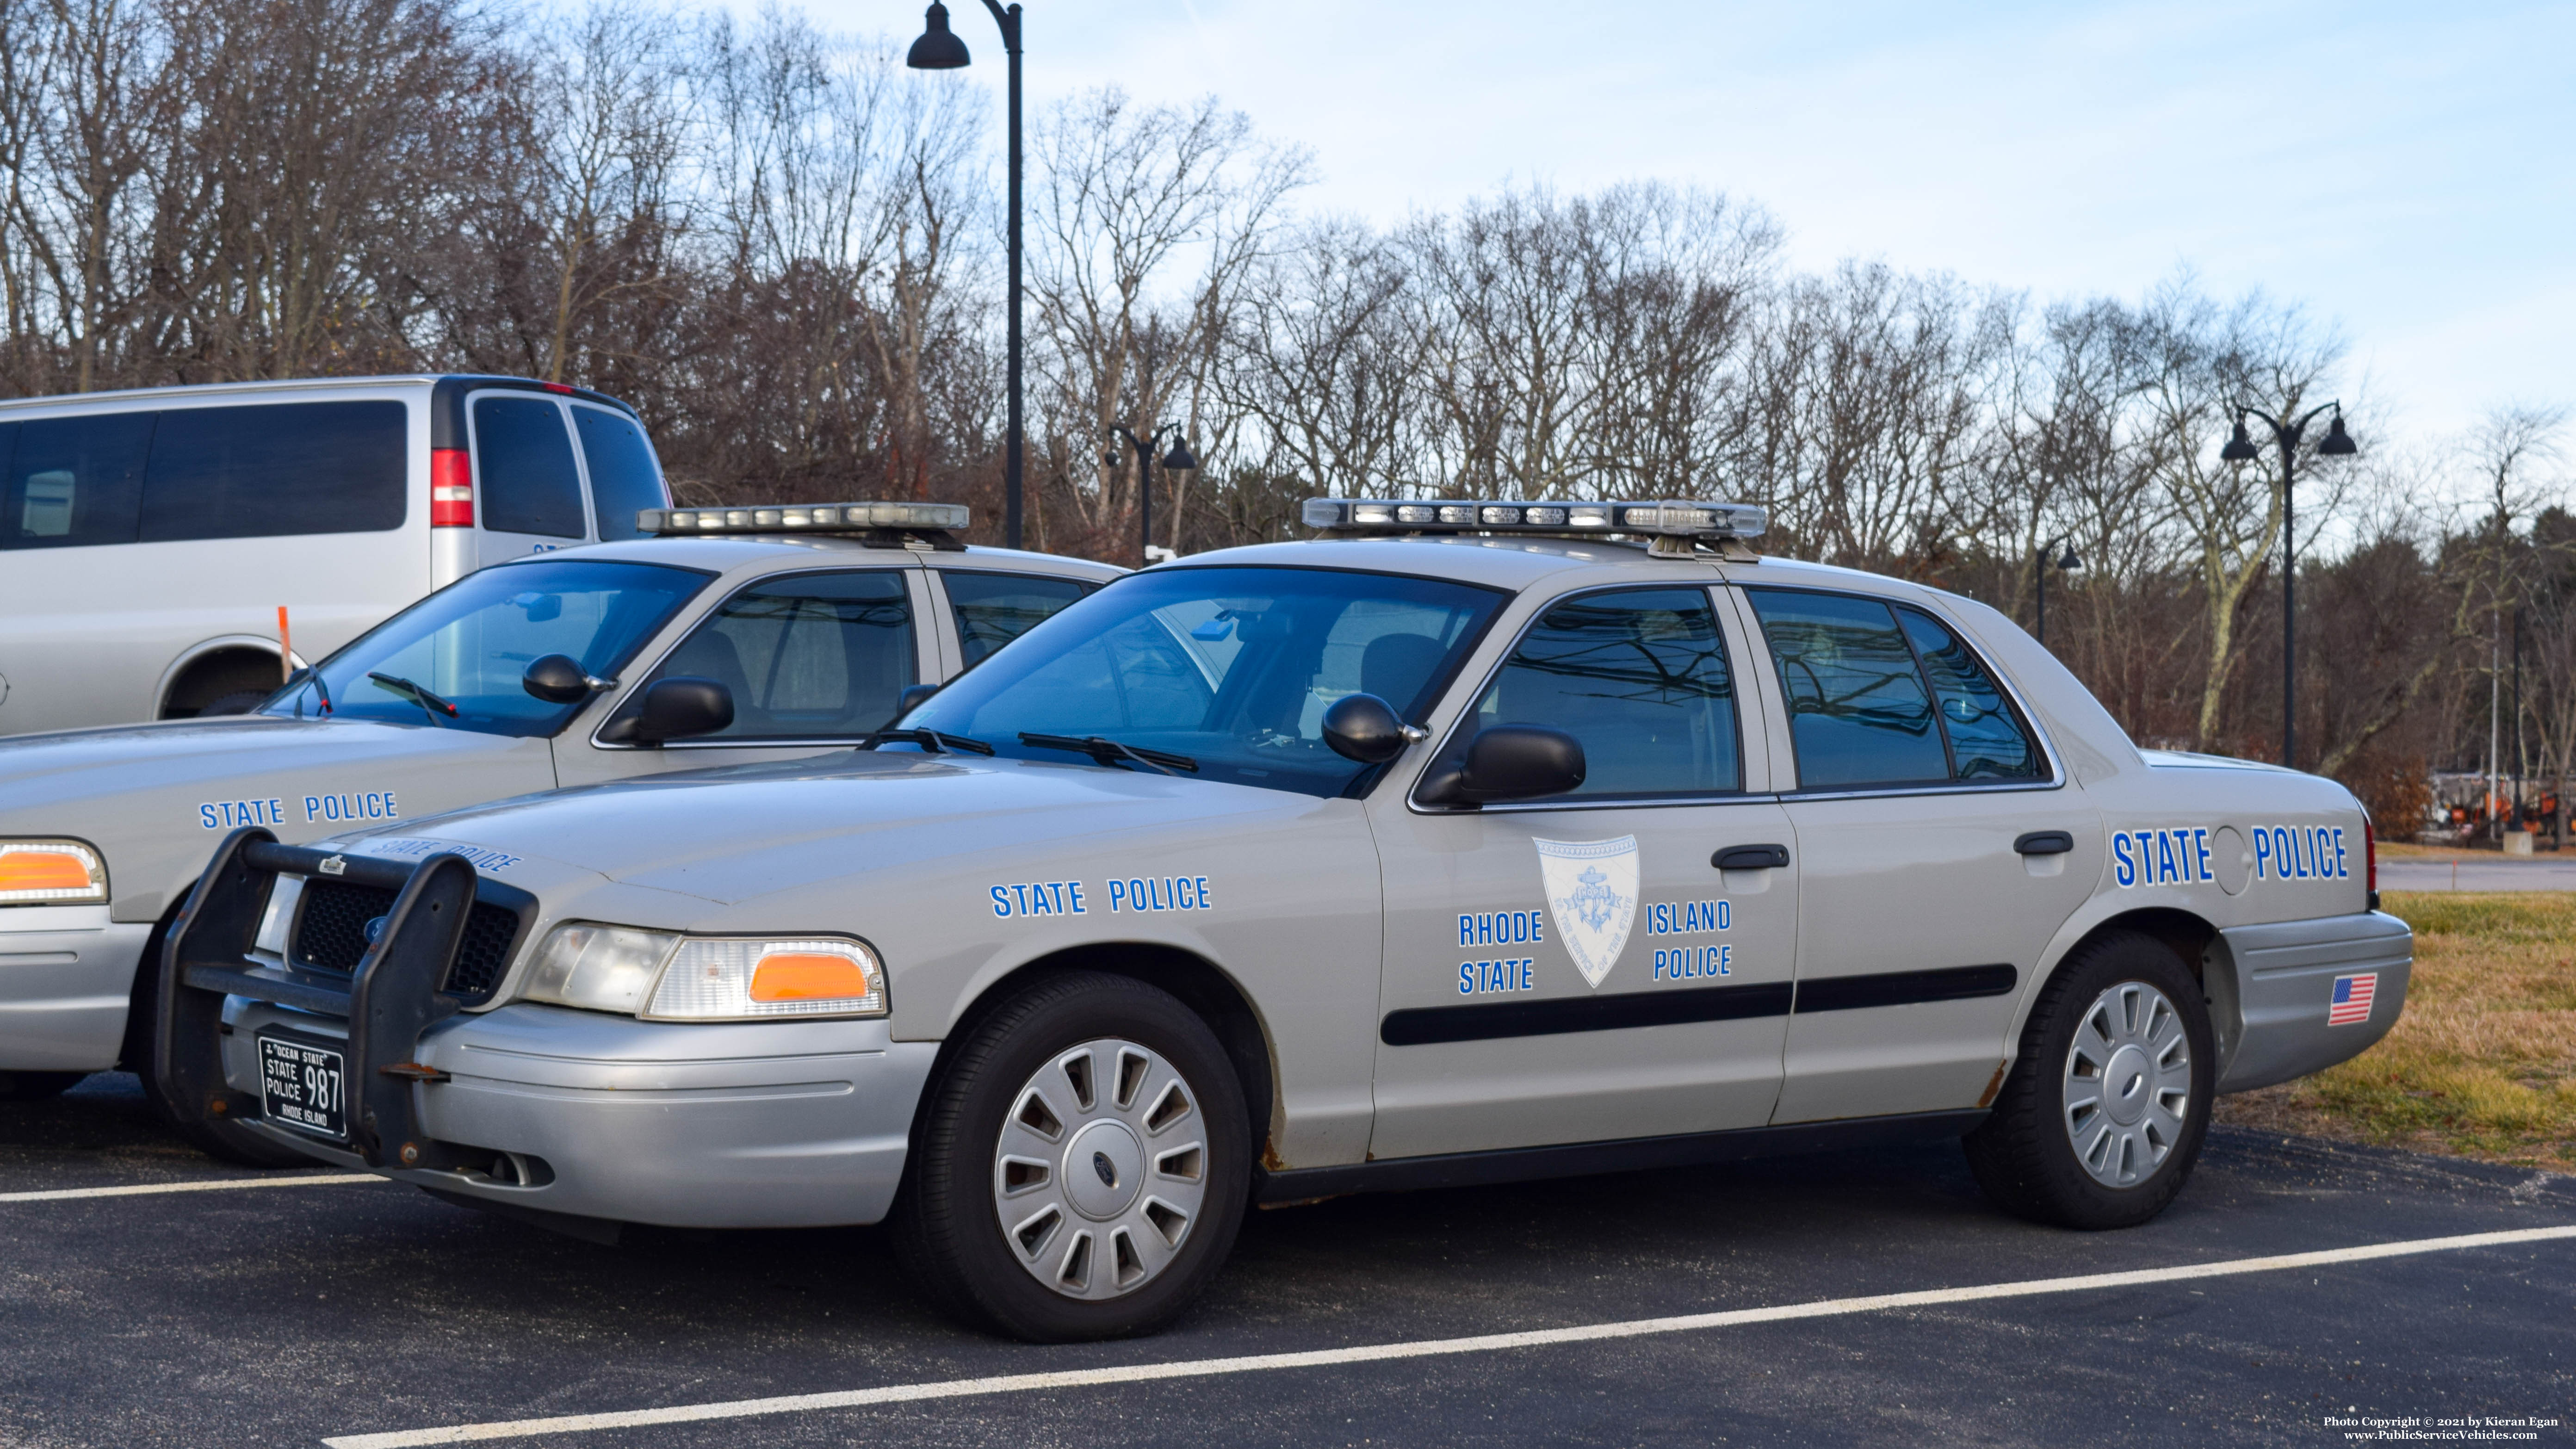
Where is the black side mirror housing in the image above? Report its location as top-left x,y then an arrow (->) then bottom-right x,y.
1417,725 -> 1585,805
522,654 -> 592,705
622,677 -> 734,744
1322,692 -> 1411,764
894,682 -> 942,718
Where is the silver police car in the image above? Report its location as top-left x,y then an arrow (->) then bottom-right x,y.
161,497 -> 2411,1341
0,502 -> 1117,1164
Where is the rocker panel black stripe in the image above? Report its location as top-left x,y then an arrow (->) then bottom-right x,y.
1791,962 -> 2017,1014
1380,980 -> 1794,1046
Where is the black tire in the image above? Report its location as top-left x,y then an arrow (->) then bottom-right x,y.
1963,930 -> 2215,1230
195,690 -> 273,717
0,1071 -> 88,1101
892,971 -> 1251,1342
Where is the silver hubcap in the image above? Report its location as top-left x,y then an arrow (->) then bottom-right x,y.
2062,981 -> 2192,1189
993,1038 -> 1208,1300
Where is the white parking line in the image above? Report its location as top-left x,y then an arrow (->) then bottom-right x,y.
323,1221 -> 2576,1448
0,1173 -> 379,1204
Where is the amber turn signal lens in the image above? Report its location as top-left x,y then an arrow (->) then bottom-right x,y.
0,843 -> 104,902
749,952 -> 873,1002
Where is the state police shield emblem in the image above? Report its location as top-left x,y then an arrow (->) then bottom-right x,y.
1535,836 -> 1639,989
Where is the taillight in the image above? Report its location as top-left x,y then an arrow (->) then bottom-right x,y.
2365,815 -> 2378,895
430,448 -> 473,527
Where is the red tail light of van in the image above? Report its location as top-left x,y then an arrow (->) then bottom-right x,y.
431,448 -> 473,527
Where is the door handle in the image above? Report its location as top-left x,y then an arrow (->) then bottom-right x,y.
2014,830 -> 2074,856
1712,844 -> 1790,870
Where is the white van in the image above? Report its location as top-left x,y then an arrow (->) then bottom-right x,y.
0,374 -> 674,736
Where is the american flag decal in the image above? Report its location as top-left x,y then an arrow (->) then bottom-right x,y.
2328,972 -> 2377,1027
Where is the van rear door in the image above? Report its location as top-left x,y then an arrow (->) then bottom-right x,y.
469,394 -> 590,567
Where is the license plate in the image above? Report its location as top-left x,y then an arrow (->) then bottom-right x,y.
257,1034 -> 347,1140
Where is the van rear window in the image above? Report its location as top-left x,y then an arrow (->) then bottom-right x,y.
140,401 -> 407,540
572,406 -> 667,540
0,414 -> 155,550
474,396 -> 585,539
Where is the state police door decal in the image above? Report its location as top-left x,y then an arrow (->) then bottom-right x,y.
1535,836 -> 1638,989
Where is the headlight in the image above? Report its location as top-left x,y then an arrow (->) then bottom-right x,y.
521,923 -> 681,1013
518,924 -> 886,1021
0,841 -> 107,905
644,937 -> 886,1021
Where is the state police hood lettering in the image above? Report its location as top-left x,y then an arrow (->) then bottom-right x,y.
1536,836 -> 1639,989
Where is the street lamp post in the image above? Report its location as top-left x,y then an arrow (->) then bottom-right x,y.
2033,536 -> 2082,648
2222,403 -> 2358,770
1105,425 -> 1197,567
908,1 -> 1024,550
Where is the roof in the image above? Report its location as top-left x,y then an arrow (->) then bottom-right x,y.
503,533 -> 1127,582
0,373 -> 638,420
1156,533 -> 1933,599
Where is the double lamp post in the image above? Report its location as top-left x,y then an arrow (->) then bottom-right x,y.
2222,403 -> 2358,770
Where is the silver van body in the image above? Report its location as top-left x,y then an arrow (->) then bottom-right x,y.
0,374 -> 671,735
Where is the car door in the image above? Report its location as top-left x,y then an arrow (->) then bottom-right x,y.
1739,586 -> 2104,1123
1367,583 -> 1800,1161
551,565 -> 936,787
470,394 -> 590,566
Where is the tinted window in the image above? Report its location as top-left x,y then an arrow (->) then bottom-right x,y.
1898,607 -> 2043,779
572,407 -> 666,541
1749,589 -> 1948,789
0,412 -> 153,549
265,559 -> 706,737
910,566 -> 1502,798
645,571 -> 916,741
1445,587 -> 1741,799
944,571 -> 1095,667
474,396 -> 584,538
137,402 -> 406,542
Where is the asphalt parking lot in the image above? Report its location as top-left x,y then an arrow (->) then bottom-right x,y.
2,1074 -> 2569,1449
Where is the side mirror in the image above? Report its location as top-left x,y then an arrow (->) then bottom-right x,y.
629,677 -> 733,744
1417,725 -> 1585,805
522,654 -> 593,705
894,681 -> 941,718
1322,692 -> 1412,764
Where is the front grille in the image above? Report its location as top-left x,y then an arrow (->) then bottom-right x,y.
290,879 -> 524,1002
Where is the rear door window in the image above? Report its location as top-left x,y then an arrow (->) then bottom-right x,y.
639,570 -> 917,741
0,412 -> 154,549
473,396 -> 585,539
571,406 -> 667,541
942,570 -> 1096,667
1747,588 -> 2043,789
139,401 -> 407,541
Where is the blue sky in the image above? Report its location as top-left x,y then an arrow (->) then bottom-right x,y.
788,0 -> 2575,454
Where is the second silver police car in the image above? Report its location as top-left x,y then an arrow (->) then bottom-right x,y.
160,497 -> 2411,1341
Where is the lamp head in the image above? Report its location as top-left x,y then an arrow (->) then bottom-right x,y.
1162,438 -> 1200,472
2220,415 -> 2261,463
2058,545 -> 2083,571
2318,410 -> 2358,457
907,3 -> 971,69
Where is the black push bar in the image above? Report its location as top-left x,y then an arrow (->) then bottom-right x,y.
154,828 -> 534,1170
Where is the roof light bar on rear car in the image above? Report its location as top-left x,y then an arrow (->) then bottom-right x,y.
635,501 -> 972,537
1300,497 -> 1766,545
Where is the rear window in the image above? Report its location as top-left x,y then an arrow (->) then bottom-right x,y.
474,396 -> 585,538
572,407 -> 667,541
943,570 -> 1096,667
139,401 -> 408,541
0,413 -> 155,549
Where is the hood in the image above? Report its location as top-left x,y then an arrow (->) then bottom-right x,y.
0,715 -> 525,817
326,752 -> 1317,908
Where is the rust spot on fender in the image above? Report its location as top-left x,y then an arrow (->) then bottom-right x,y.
1260,1139 -> 1287,1173
1975,1061 -> 2009,1108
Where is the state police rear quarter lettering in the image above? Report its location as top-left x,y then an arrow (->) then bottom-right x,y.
2112,824 -> 2347,886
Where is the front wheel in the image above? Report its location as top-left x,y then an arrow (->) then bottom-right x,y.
892,972 -> 1251,1342
1963,931 -> 2215,1229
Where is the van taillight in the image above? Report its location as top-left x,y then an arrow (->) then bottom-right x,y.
2365,815 -> 2378,894
431,448 -> 473,527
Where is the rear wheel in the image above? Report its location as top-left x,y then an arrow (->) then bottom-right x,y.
892,972 -> 1250,1341
0,1071 -> 88,1101
1963,931 -> 2214,1229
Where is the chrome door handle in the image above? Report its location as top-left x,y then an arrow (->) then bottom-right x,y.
2014,830 -> 2074,855
1712,844 -> 1790,870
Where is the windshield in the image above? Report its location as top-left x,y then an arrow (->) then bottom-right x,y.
904,565 -> 1504,797
263,559 -> 709,737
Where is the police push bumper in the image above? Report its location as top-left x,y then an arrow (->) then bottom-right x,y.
156,828 -> 535,1172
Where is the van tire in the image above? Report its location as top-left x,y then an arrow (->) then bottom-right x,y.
1963,931 -> 2215,1230
891,971 -> 1250,1342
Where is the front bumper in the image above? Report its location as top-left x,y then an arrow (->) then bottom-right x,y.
2215,909 -> 2414,1092
160,829 -> 934,1231
223,1001 -> 935,1227
0,904 -> 151,1072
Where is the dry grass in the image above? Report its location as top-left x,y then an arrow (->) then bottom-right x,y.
2215,891 -> 2576,1170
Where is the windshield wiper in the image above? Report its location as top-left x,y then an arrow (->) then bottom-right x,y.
1018,732 -> 1199,775
860,727 -> 996,756
368,672 -> 458,725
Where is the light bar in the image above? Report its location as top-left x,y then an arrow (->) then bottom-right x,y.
1301,497 -> 1766,541
637,501 -> 971,536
